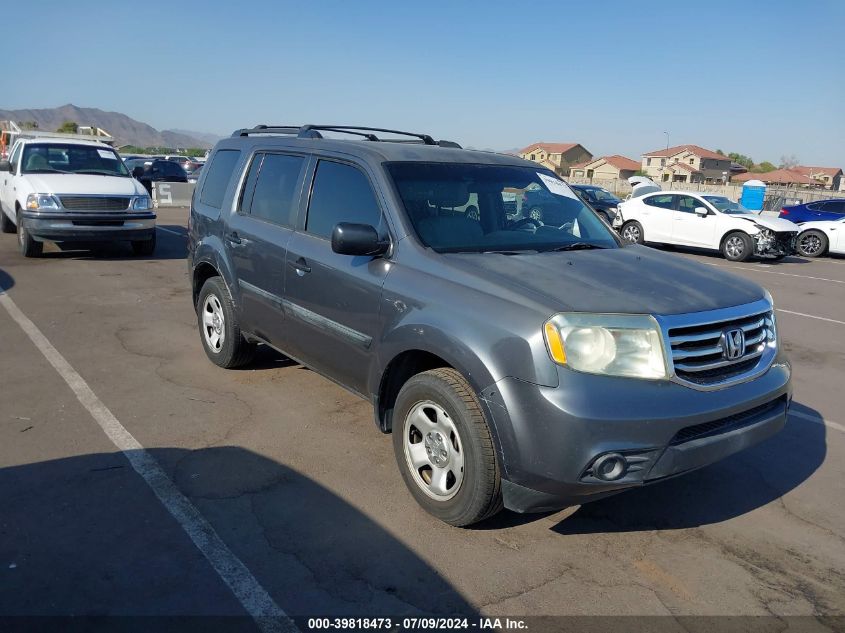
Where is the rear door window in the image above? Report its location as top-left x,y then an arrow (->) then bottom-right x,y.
199,149 -> 241,209
305,161 -> 382,239
245,153 -> 305,227
644,194 -> 675,210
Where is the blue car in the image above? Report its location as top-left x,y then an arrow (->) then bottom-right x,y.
779,198 -> 845,223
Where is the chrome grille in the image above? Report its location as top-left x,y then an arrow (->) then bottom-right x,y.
60,196 -> 130,211
667,309 -> 775,386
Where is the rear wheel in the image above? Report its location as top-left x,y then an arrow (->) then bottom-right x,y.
0,210 -> 14,234
131,232 -> 156,256
196,276 -> 255,368
527,207 -> 543,222
796,230 -> 828,258
721,231 -> 752,262
392,368 -> 502,527
621,220 -> 644,244
17,212 -> 43,258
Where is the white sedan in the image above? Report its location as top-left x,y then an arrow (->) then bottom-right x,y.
794,217 -> 845,257
614,191 -> 799,261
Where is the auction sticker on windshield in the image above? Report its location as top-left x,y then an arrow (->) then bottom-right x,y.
97,149 -> 117,159
537,173 -> 578,199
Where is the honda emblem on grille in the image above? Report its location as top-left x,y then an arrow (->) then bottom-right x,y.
721,328 -> 746,360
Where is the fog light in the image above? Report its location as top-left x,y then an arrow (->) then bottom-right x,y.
592,453 -> 628,481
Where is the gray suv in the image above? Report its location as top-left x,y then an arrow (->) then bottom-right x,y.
188,125 -> 791,526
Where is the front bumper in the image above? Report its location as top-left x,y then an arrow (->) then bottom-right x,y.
21,211 -> 156,242
481,354 -> 791,513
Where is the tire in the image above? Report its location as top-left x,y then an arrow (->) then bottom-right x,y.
527,207 -> 543,222
392,368 -> 502,527
196,276 -> 255,368
131,232 -> 156,256
621,220 -> 644,244
721,231 -> 753,262
796,230 -> 828,258
17,212 -> 43,258
0,209 -> 14,234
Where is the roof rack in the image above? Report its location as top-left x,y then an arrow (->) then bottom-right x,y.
232,124 -> 461,148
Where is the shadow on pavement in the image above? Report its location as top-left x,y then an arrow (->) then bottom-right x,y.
35,226 -> 186,262
551,401 -> 826,535
0,446 -> 475,620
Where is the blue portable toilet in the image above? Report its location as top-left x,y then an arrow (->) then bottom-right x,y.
740,179 -> 766,211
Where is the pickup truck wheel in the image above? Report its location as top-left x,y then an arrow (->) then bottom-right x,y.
0,210 -> 14,234
721,231 -> 753,262
131,232 -> 156,256
392,368 -> 502,527
796,230 -> 827,258
527,207 -> 543,222
197,276 -> 255,368
621,221 -> 644,244
17,213 -> 43,257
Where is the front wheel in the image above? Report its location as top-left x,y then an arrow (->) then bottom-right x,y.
620,220 -> 644,244
526,207 -> 543,222
131,232 -> 156,256
196,276 -> 255,368
796,230 -> 828,258
0,210 -> 14,234
392,368 -> 502,527
721,231 -> 753,262
17,213 -> 43,257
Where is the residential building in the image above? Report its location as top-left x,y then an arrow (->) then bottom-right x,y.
733,166 -> 843,190
569,155 -> 640,181
518,142 -> 592,176
641,144 -> 732,184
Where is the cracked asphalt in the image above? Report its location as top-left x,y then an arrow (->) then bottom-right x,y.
1,207 -> 844,622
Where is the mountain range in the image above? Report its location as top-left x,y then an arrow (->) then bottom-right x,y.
0,104 -> 223,149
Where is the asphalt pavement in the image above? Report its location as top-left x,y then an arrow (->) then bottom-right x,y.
1,208 -> 843,628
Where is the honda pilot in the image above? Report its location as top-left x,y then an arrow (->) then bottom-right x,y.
187,125 -> 791,526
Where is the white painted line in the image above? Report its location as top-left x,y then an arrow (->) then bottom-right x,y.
701,261 -> 845,284
790,410 -> 845,434
0,288 -> 295,633
777,309 -> 845,326
157,226 -> 186,236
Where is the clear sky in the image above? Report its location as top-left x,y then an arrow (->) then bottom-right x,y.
6,0 -> 845,166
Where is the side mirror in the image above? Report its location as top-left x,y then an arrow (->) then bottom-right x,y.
694,206 -> 709,217
331,223 -> 389,256
0,160 -> 11,172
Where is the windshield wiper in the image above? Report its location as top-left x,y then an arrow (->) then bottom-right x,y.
479,249 -> 536,255
75,170 -> 124,176
545,242 -> 608,252
23,169 -> 70,174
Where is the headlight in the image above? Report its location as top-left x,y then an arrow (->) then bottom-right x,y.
132,195 -> 152,210
543,313 -> 668,379
25,194 -> 60,210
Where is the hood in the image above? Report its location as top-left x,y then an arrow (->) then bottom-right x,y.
442,245 -> 765,315
733,213 -> 799,232
23,173 -> 143,196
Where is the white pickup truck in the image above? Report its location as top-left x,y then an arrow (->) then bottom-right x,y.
0,137 -> 156,257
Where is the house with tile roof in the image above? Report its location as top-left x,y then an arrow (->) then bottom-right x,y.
518,142 -> 592,176
733,166 -> 843,190
641,144 -> 732,184
569,155 -> 640,181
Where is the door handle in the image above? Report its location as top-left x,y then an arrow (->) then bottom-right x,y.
225,232 -> 242,245
289,257 -> 311,275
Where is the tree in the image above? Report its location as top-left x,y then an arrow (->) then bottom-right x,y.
727,152 -> 755,169
754,161 -> 777,173
779,155 -> 799,169
56,120 -> 78,134
716,149 -> 725,155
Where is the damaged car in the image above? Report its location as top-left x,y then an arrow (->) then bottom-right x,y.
615,191 -> 798,261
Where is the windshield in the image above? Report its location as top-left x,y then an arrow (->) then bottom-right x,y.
703,195 -> 750,215
21,143 -> 129,176
387,162 -> 619,253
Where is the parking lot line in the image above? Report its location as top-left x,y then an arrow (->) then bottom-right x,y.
0,288 -> 295,633
157,226 -> 185,236
790,410 -> 845,434
777,309 -> 845,326
701,261 -> 845,284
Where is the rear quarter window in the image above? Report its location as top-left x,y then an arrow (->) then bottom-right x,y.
199,149 -> 242,209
